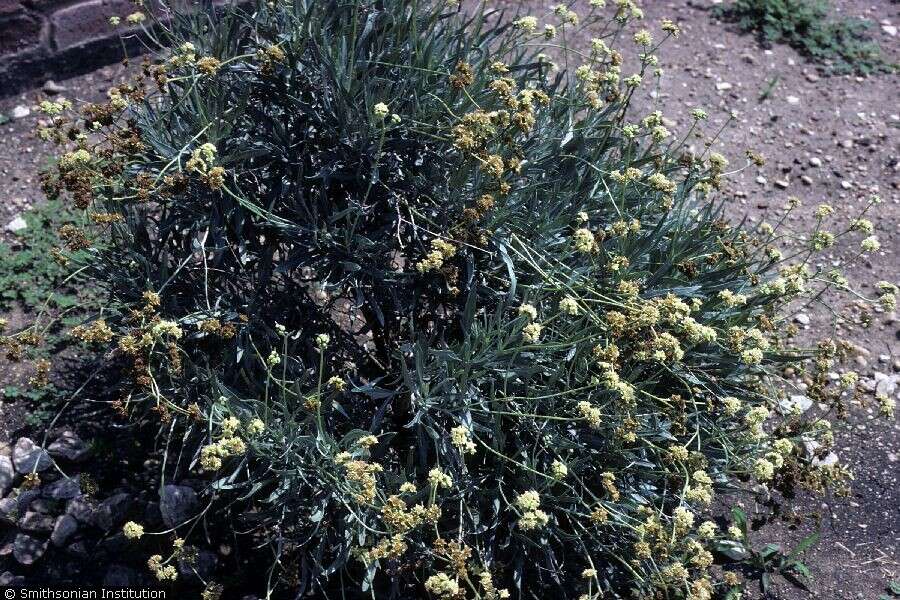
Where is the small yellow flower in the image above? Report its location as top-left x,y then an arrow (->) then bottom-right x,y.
327,375 -> 347,391
558,296 -> 580,316
814,203 -> 834,218
633,29 -> 653,47
518,303 -> 538,321
861,236 -> 880,252
315,333 -> 330,349
573,228 -> 596,253
428,467 -> 452,489
551,460 -> 568,479
513,16 -> 538,32
521,322 -> 542,344
246,418 -> 265,436
123,521 -> 144,539
753,457 -> 775,481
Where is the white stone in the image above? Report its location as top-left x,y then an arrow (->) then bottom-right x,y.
786,95 -> 800,105
779,394 -> 813,414
5,216 -> 26,233
10,105 -> 30,120
812,451 -> 839,467
882,25 -> 897,36
715,82 -> 733,91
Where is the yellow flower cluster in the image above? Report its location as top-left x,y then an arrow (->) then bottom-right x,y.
415,238 -> 456,273
515,490 -> 550,530
451,425 -> 477,454
340,456 -> 384,503
185,143 -> 226,189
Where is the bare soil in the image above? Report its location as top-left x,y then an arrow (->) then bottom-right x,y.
0,1 -> 898,597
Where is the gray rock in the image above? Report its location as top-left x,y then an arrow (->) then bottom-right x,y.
160,485 -> 199,528
51,515 -> 78,547
12,438 -> 51,473
44,476 -> 81,500
18,511 -> 55,533
874,373 -> 898,398
94,493 -> 132,531
0,571 -> 25,586
42,80 -> 66,94
0,455 -> 14,496
13,533 -> 48,565
47,430 -> 89,462
5,216 -> 26,233
794,313 -> 811,326
0,497 -> 18,524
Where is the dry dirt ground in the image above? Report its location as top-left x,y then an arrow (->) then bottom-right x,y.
0,1 -> 898,598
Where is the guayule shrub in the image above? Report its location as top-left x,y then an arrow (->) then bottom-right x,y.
34,0 -> 891,597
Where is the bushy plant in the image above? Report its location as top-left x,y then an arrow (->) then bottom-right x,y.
715,0 -> 892,75
33,0 -> 894,597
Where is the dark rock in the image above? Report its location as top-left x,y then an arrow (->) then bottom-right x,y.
44,476 -> 81,500
18,511 -> 55,533
0,571 -> 25,586
104,564 -> 138,587
13,533 -> 48,565
51,515 -> 78,547
96,532 -> 130,555
12,438 -> 51,473
47,431 -> 90,462
0,455 -> 14,495
143,501 -> 163,527
159,485 -> 198,528
94,492 -> 132,531
50,0 -> 139,51
0,13 -> 42,54
66,541 -> 90,559
15,490 -> 40,512
66,497 -> 95,523
28,498 -> 52,513
178,548 -> 217,581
